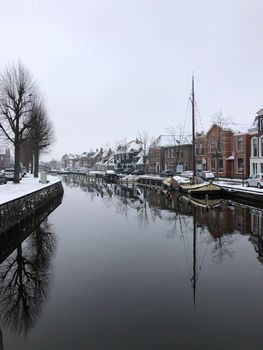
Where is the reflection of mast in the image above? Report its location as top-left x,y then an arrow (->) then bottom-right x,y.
191,205 -> 197,306
0,327 -> 3,350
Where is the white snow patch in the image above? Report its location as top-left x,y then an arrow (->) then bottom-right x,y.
0,174 -> 61,205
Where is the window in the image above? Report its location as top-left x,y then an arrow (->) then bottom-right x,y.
218,140 -> 223,153
260,137 -> 263,157
218,156 -> 223,173
260,118 -> 263,131
252,138 -> 258,157
237,136 -> 243,151
261,163 -> 263,173
195,145 -> 199,156
210,143 -> 215,154
211,157 -> 215,171
237,158 -> 243,173
253,163 -> 257,174
200,144 -> 205,156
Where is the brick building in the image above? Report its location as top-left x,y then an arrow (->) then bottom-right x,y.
148,135 -> 193,174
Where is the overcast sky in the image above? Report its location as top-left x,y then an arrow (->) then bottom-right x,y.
0,0 -> 262,160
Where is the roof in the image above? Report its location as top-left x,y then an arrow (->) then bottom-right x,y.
257,108 -> 263,117
91,149 -> 102,158
152,134 -> 192,148
115,139 -> 143,154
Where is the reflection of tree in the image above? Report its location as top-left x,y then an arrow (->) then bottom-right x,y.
0,220 -> 57,337
211,235 -> 235,265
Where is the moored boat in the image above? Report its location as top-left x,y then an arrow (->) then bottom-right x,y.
179,182 -> 224,197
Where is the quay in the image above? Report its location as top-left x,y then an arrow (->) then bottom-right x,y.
0,175 -> 64,233
220,183 -> 263,208
50,171 -> 263,209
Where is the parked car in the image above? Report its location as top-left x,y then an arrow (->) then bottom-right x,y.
246,173 -> 263,188
160,170 -> 174,177
123,167 -> 135,175
200,171 -> 215,181
0,173 -> 7,184
132,169 -> 144,175
4,165 -> 22,180
115,168 -> 125,174
20,163 -> 27,176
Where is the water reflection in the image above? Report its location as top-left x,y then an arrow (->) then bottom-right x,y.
0,194 -> 62,341
62,175 -> 263,269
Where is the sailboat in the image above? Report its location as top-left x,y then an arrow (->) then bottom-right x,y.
179,76 -> 223,197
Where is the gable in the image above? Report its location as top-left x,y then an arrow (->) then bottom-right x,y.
256,108 -> 263,117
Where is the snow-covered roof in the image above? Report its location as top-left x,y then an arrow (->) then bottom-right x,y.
104,154 -> 114,165
136,156 -> 144,165
116,139 -> 143,154
152,134 -> 192,148
257,108 -> 263,117
91,149 -> 101,158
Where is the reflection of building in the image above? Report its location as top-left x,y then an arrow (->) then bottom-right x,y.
194,202 -> 251,238
249,209 -> 263,264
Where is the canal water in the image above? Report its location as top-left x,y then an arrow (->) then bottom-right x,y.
1,175 -> 263,350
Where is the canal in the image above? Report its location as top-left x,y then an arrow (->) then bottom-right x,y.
1,174 -> 263,349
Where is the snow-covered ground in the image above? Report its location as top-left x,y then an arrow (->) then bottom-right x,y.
217,180 -> 263,194
0,174 -> 61,205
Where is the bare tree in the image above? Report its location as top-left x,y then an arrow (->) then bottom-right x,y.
210,110 -> 232,179
166,125 -> 185,174
137,130 -> 156,174
0,62 -> 36,182
27,99 -> 55,177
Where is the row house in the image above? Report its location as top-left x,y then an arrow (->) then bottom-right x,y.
61,154 -> 79,170
78,151 -> 95,169
148,135 -> 193,174
94,149 -> 113,171
114,139 -> 143,171
248,108 -> 263,175
196,124 -> 250,179
90,148 -> 103,168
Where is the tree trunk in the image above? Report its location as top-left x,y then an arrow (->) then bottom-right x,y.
14,142 -> 21,183
34,148 -> 39,178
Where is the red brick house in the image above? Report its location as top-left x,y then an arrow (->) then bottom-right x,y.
206,124 -> 234,178
148,135 -> 193,174
232,133 -> 250,179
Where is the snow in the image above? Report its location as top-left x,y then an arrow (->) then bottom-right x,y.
217,181 -> 263,195
0,174 -> 61,205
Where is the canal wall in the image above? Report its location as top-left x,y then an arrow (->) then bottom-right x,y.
0,193 -> 63,264
0,181 -> 64,234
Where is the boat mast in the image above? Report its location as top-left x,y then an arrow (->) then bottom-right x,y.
192,75 -> 196,182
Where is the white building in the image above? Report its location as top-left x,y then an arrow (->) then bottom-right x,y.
249,108 -> 263,175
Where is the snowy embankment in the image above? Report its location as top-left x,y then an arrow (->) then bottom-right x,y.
217,181 -> 263,195
0,174 -> 61,205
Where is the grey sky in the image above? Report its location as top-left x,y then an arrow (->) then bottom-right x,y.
0,0 -> 262,160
